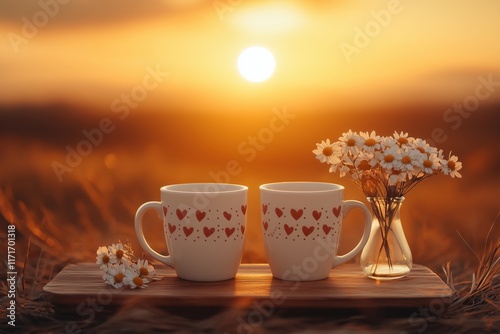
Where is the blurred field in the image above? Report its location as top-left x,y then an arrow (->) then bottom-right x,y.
1,100 -> 498,265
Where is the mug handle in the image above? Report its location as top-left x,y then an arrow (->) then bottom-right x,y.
134,201 -> 174,267
332,200 -> 371,267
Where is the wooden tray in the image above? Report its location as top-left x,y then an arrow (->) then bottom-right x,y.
43,263 -> 452,309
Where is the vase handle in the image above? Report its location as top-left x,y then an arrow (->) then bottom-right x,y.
332,200 -> 372,267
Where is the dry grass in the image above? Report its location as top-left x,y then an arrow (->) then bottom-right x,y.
443,213 -> 500,321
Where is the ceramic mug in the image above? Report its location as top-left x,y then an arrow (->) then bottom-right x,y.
135,183 -> 248,281
260,182 -> 371,281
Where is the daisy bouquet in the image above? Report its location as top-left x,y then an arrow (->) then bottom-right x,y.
96,242 -> 160,289
313,130 -> 462,197
313,130 -> 462,276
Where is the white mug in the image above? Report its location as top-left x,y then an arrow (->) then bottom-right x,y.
135,183 -> 248,281
260,182 -> 371,281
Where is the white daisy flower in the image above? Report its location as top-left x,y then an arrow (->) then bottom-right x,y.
124,268 -> 148,289
338,130 -> 363,155
412,138 -> 436,155
376,146 -> 402,171
362,151 -> 378,168
313,139 -> 341,165
419,153 -> 441,174
132,259 -> 159,281
441,153 -> 463,178
96,246 -> 111,269
359,131 -> 381,152
108,243 -> 130,264
399,147 -> 425,174
104,263 -> 127,288
380,136 -> 398,149
393,131 -> 414,147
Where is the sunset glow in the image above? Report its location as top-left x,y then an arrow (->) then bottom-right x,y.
0,0 -> 499,110
0,5 -> 499,331
237,46 -> 275,82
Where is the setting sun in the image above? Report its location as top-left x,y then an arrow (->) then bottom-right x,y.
237,46 -> 275,83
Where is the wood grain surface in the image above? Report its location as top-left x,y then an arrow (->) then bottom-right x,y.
43,263 -> 453,308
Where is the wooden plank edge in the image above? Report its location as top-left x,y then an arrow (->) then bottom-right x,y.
44,292 -> 454,309
43,263 -> 453,309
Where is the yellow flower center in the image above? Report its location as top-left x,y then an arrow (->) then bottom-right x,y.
423,160 -> 433,168
102,255 -> 109,264
322,146 -> 333,157
133,276 -> 144,287
448,160 -> 456,171
114,273 -> 124,283
347,138 -> 356,146
398,137 -> 408,145
139,267 -> 149,276
116,250 -> 124,260
417,147 -> 426,153
365,138 -> 376,147
384,155 -> 394,163
358,160 -> 371,171
401,156 -> 412,164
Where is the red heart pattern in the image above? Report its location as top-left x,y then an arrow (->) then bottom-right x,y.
203,226 -> 215,238
225,227 -> 235,237
164,205 -> 249,240
284,224 -> 294,235
168,223 -> 176,234
332,206 -> 341,218
322,224 -> 332,235
291,209 -> 303,221
195,210 -> 206,222
275,208 -> 283,218
183,226 -> 194,237
260,205 -> 341,240
176,209 -> 187,220
302,226 -> 314,237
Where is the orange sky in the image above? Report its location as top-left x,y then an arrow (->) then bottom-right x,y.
1,0 -> 500,112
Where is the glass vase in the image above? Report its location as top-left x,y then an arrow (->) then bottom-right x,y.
360,197 -> 412,280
